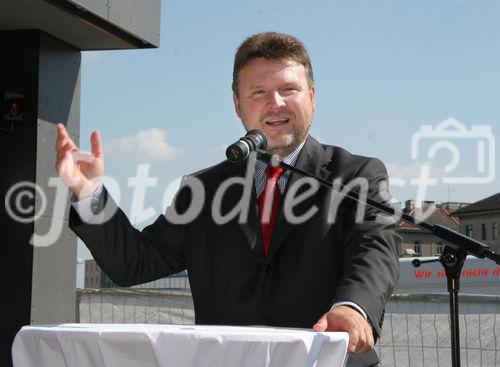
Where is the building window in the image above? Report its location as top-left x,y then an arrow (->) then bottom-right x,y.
414,240 -> 421,255
482,224 -> 487,240
465,224 -> 473,237
493,223 -> 498,240
436,242 -> 444,255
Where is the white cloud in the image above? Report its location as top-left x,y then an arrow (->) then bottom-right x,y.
385,161 -> 449,208
106,128 -> 180,162
386,161 -> 446,183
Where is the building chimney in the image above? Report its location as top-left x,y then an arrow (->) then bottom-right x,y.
421,200 -> 435,209
404,199 -> 415,213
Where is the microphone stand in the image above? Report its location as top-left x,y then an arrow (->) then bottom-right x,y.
256,149 -> 500,367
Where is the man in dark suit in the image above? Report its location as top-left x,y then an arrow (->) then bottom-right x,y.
56,32 -> 401,367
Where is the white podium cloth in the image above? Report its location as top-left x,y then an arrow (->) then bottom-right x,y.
12,324 -> 348,367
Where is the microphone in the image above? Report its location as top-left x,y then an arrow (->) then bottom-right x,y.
226,130 -> 267,162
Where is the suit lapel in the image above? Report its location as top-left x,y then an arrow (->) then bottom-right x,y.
223,155 -> 263,257
267,136 -> 333,259
220,136 -> 334,259
240,189 -> 262,256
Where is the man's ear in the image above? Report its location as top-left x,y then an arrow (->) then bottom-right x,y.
233,93 -> 242,118
310,85 -> 316,112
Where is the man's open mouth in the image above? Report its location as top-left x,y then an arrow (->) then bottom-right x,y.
265,118 -> 290,126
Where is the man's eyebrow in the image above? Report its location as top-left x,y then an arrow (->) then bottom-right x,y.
249,84 -> 265,90
249,81 -> 299,89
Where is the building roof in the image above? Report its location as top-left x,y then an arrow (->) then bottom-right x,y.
0,0 -> 161,50
397,206 -> 459,232
453,193 -> 500,216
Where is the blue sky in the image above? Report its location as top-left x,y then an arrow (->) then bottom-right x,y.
76,0 -> 500,280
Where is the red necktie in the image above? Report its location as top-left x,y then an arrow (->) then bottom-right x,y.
258,166 -> 285,256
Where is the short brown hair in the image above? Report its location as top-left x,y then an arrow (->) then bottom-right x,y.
232,32 -> 314,94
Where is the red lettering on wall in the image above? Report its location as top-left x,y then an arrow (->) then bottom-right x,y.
436,270 -> 446,278
461,268 -> 490,277
414,270 -> 432,279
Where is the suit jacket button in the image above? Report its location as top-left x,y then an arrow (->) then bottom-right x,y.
265,264 -> 273,274
263,312 -> 272,322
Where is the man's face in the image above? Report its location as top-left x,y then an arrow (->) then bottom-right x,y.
233,58 -> 315,157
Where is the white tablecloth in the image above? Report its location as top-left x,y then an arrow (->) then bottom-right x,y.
12,324 -> 348,367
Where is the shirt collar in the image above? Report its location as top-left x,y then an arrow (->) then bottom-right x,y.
255,140 -> 306,172
254,140 -> 306,195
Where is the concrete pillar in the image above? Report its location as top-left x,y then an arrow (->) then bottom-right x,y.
0,30 -> 80,367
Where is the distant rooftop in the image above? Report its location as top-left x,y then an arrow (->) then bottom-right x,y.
453,193 -> 500,216
397,206 -> 459,232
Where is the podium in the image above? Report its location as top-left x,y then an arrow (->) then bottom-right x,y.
12,324 -> 348,367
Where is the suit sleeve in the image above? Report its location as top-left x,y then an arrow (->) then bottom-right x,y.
330,158 -> 402,337
69,185 -> 188,286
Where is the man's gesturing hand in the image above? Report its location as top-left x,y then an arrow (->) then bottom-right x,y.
55,123 -> 104,200
313,305 -> 375,354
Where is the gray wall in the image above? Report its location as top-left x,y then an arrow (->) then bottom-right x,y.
399,230 -> 441,257
458,212 -> 500,252
0,30 -> 79,367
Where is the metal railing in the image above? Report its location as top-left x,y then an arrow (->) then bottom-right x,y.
76,289 -> 500,367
